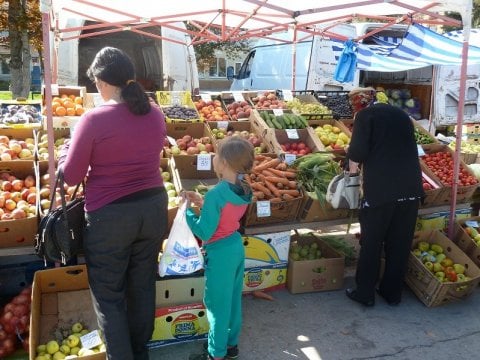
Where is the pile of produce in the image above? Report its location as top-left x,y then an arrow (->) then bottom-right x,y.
162,105 -> 199,121
412,241 -> 471,283
258,110 -> 308,129
0,172 -> 38,220
33,321 -> 106,358
308,232 -> 356,265
163,134 -> 214,156
448,140 -> 480,155
250,91 -> 287,109
0,287 -> 31,358
0,134 -> 35,161
414,126 -> 436,144
384,88 -> 422,120
279,141 -> 313,156
285,98 -> 332,117
462,225 -> 480,247
47,95 -> 85,117
224,101 -> 253,120
312,123 -> 350,150
210,128 -> 266,154
245,155 -> 300,202
421,151 -> 478,186
37,133 -> 69,161
289,241 -> 323,261
1,104 -> 42,125
292,153 -> 341,204
194,99 -> 230,121
315,93 -> 353,119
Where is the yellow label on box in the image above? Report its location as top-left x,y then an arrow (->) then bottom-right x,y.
243,231 -> 291,267
149,303 -> 208,348
243,264 -> 287,292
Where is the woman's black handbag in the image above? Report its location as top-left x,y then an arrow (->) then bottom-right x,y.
35,170 -> 85,265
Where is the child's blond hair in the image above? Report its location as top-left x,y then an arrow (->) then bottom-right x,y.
217,137 -> 254,194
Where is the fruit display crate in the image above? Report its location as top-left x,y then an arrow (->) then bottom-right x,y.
420,162 -> 444,208
163,122 -> 215,157
192,94 -> 231,122
313,91 -> 353,120
206,121 -> 270,154
287,93 -> 334,120
453,216 -> 480,267
298,193 -> 351,223
413,120 -> 438,145
42,86 -> 87,129
243,90 -> 288,110
0,99 -> 42,129
219,92 -> 255,121
405,230 -> 480,307
156,91 -> 201,123
420,144 -> 478,204
263,127 -> 325,158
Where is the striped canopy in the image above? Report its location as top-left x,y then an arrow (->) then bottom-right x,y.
356,23 -> 480,72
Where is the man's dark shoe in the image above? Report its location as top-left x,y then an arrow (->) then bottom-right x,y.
376,289 -> 401,306
345,288 -> 375,307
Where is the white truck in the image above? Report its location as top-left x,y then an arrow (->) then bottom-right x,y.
229,23 -> 480,128
56,20 -> 199,94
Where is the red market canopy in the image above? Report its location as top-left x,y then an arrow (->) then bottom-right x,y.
39,0 -> 475,235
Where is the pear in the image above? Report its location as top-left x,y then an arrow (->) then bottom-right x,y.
417,241 -> 430,252
453,263 -> 466,274
430,244 -> 443,254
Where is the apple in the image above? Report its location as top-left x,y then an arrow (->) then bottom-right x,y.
27,192 -> 37,204
40,199 -> 51,210
39,187 -> 51,199
161,171 -> 171,182
46,340 -> 60,355
205,143 -> 214,152
1,181 -> 12,192
66,335 -> 80,348
10,191 -> 22,203
170,145 -> 181,155
8,141 -> 22,154
176,139 -> 187,150
164,182 -> 175,191
167,189 -> 177,198
71,322 -> 83,333
186,147 -> 200,155
18,148 -> 33,159
59,344 -> 71,355
4,199 -> 16,211
0,152 -> 11,161
197,143 -> 206,152
182,135 -> 192,143
11,179 -> 24,191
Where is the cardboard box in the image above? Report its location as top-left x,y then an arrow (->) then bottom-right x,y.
453,216 -> 480,267
420,144 -> 478,204
286,234 -> 345,294
264,127 -> 325,157
206,120 -> 269,153
243,231 -> 291,268
155,275 -> 205,307
42,86 -> 87,129
405,230 -> 480,307
243,263 -> 287,293
164,122 -> 215,157
290,94 -> 334,120
148,303 -> 209,349
156,91 -> 201,123
161,157 -> 178,233
30,265 -> 105,360
299,192 -> 350,222
0,161 -> 39,248
219,92 -> 255,121
170,155 -> 218,192
415,212 -> 447,231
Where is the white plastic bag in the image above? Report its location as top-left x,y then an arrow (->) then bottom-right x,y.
158,202 -> 204,277
326,172 -> 361,209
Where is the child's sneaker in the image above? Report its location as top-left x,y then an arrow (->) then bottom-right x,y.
189,352 -> 218,360
226,345 -> 239,359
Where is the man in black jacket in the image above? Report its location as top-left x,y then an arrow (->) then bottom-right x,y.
345,87 -> 424,306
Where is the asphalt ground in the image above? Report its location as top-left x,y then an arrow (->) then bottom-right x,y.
149,225 -> 480,360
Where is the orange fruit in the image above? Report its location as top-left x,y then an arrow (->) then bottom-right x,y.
69,94 -> 76,101
74,97 -> 83,105
75,105 -> 85,116
61,94 -> 69,99
55,106 -> 66,116
63,100 -> 75,109
53,96 -> 61,102
66,107 -> 76,116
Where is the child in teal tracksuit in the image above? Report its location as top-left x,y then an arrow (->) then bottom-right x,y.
184,137 -> 254,360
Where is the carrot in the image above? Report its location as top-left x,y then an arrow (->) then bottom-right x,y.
254,158 -> 281,172
269,197 -> 283,203
276,162 -> 288,171
251,182 -> 272,197
252,290 -> 275,301
282,193 -> 295,201
288,180 -> 297,189
268,167 -> 297,179
244,174 -> 252,184
264,176 -> 290,186
261,169 -> 276,177
277,189 -> 300,197
255,154 -> 269,162
253,191 -> 265,200
264,180 -> 281,198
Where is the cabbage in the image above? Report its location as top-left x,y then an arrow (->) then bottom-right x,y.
390,89 -> 402,100
404,98 -> 415,108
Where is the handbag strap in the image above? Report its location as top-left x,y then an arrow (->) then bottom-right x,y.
47,170 -> 85,214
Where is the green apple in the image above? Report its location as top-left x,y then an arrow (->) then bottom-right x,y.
417,241 -> 430,252
52,351 -> 66,360
430,244 -> 443,254
35,356 -> 48,360
164,182 -> 175,191
457,273 -> 467,282
69,347 -> 80,356
161,171 -> 171,182
436,253 -> 446,263
167,189 -> 177,198
59,344 -> 70,355
435,271 -> 445,281
433,262 -> 443,273
424,261 -> 434,272
66,335 -> 80,348
412,248 -> 422,258
441,258 -> 454,267
46,340 -> 60,355
80,329 -> 89,336
453,263 -> 466,274
71,322 -> 83,333
37,344 -> 47,354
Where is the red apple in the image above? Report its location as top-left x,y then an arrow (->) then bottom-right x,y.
2,181 -> 12,192
11,179 -> 24,191
24,175 -> 35,188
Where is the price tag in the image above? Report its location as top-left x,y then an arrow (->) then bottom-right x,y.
197,154 -> 211,171
284,153 -> 296,165
272,108 -> 284,116
80,330 -> 103,350
172,95 -> 181,106
217,121 -> 229,131
50,84 -> 59,96
465,220 -> 479,228
282,90 -> 294,101
167,136 -> 177,146
200,93 -> 211,102
232,92 -> 244,102
417,145 -> 425,156
286,129 -> 299,139
256,200 -> 271,217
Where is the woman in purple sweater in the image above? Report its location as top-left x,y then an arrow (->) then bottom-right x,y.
58,47 -> 167,360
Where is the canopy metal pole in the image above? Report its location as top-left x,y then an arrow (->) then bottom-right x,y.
41,11 -> 57,195
448,4 -> 472,239
291,24 -> 297,91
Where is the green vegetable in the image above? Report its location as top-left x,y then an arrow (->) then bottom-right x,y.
304,232 -> 356,265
